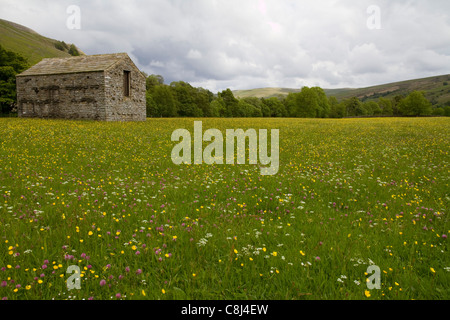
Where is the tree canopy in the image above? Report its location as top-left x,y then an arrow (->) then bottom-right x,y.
143,75 -> 444,119
398,91 -> 432,116
0,44 -> 29,115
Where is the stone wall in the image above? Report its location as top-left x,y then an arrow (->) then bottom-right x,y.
104,56 -> 146,121
17,71 -> 107,120
16,55 -> 146,121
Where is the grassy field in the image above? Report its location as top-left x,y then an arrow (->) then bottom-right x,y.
0,117 -> 449,300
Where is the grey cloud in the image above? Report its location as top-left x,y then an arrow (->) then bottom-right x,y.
1,0 -> 450,91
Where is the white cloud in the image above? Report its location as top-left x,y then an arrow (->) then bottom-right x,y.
187,49 -> 203,60
348,43 -> 386,74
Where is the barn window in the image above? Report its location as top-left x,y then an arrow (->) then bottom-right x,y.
123,71 -> 131,97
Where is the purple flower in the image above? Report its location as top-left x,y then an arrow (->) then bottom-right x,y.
125,266 -> 130,273
115,293 -> 121,299
99,279 -> 106,286
0,281 -> 7,287
443,234 -> 448,239
136,269 -> 142,275
315,256 -> 321,261
42,264 -> 47,269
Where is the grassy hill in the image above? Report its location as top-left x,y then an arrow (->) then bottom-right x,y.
232,87 -> 302,99
234,74 -> 450,106
0,18 -> 83,65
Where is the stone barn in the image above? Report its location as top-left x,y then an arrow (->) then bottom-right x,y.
16,53 -> 146,121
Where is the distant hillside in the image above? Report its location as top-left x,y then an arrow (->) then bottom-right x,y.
0,19 -> 84,65
233,87 -> 302,99
234,74 -> 450,106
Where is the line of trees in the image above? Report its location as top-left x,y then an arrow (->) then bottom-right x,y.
145,74 -> 450,118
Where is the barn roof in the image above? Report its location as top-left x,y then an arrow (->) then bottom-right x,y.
17,53 -> 133,76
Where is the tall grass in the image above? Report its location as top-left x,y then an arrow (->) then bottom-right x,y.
0,117 -> 448,300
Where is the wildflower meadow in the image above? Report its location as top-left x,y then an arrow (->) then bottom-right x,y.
0,117 -> 448,300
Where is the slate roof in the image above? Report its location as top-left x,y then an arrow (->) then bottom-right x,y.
17,53 -> 130,76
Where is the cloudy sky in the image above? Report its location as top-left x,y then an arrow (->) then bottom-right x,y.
1,0 -> 450,92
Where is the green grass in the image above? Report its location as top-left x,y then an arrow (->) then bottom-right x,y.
0,19 -> 77,65
0,117 -> 449,300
